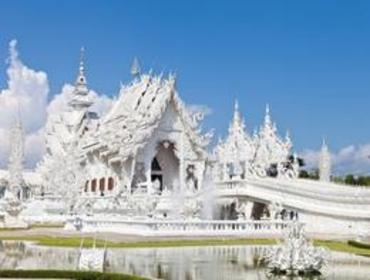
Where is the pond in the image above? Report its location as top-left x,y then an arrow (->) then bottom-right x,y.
0,241 -> 369,280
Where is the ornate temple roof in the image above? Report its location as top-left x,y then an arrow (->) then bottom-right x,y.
253,105 -> 292,167
214,101 -> 255,163
81,72 -> 211,162
214,103 -> 293,175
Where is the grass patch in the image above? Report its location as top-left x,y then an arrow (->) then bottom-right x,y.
0,236 -> 276,248
1,235 -> 370,257
0,227 -> 28,231
314,240 -> 370,256
0,269 -> 147,279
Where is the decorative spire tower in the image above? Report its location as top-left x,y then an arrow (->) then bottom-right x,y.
68,47 -> 93,111
319,138 -> 331,182
7,116 -> 25,199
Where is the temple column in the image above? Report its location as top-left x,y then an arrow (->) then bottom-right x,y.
128,155 -> 136,194
145,162 -> 152,194
195,161 -> 205,191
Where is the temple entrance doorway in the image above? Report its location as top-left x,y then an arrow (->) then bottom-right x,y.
151,142 -> 179,192
151,157 -> 163,191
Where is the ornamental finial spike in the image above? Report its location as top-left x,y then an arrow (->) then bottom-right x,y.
234,99 -> 239,112
131,57 -> 141,77
75,47 -> 87,87
322,137 -> 327,148
265,103 -> 271,125
232,99 -> 241,126
79,47 -> 85,76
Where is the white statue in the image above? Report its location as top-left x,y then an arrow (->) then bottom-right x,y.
264,221 -> 328,275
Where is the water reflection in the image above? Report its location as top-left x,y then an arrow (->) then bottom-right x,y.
0,240 -> 369,280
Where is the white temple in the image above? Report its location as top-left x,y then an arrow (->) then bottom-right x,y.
0,50 -> 370,236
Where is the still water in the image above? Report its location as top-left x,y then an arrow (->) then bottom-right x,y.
0,241 -> 369,280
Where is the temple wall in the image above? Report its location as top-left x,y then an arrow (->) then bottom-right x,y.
83,154 -> 120,197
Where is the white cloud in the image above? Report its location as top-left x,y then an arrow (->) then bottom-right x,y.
300,143 -> 370,175
0,40 -> 113,169
0,40 -> 49,169
187,104 -> 213,117
47,84 -> 114,118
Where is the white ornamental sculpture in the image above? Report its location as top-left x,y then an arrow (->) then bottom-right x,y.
7,117 -> 25,200
319,139 -> 331,182
253,105 -> 292,177
264,221 -> 328,276
0,117 -> 28,228
214,101 -> 255,180
43,148 -> 85,212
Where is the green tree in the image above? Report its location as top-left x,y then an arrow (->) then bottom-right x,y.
344,174 -> 356,185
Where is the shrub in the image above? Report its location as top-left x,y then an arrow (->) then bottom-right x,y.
348,240 -> 370,250
0,270 -> 147,280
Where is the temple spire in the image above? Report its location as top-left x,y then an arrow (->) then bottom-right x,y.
319,138 -> 331,182
68,47 -> 93,110
75,47 -> 88,93
7,114 -> 25,199
78,47 -> 85,82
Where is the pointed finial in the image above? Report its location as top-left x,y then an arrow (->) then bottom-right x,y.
75,47 -> 87,88
234,99 -> 239,112
264,103 -> 271,125
321,137 -> 328,150
169,72 -> 177,89
285,130 -> 291,140
233,99 -> 240,121
131,57 -> 141,77
79,47 -> 85,76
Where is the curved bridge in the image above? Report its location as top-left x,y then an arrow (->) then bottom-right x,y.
214,177 -> 370,222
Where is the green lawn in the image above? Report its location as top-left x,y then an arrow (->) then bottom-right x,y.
0,235 -> 276,248
1,234 -> 370,257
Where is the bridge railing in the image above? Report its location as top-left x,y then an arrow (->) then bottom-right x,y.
216,179 -> 370,218
65,217 -> 292,236
216,178 -> 370,206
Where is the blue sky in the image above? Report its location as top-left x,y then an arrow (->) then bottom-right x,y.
1,0 -> 370,171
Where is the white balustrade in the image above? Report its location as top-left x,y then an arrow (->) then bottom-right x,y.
66,217 -> 291,236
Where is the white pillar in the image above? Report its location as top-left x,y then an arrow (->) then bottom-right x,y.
146,163 -> 152,194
